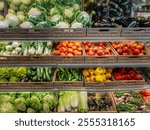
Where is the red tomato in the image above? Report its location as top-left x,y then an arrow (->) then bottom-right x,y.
60,52 -> 66,56
104,50 -> 110,55
134,74 -> 142,80
123,46 -> 129,53
98,42 -> 104,47
98,47 -> 104,50
85,45 -> 89,51
67,53 -> 74,57
117,48 -> 123,55
93,46 -> 99,51
132,49 -> 140,55
87,51 -> 95,56
87,43 -> 92,47
113,45 -> 118,50
140,43 -> 145,49
72,46 -> 77,50
97,50 -> 104,56
136,45 -> 142,51
105,47 -> 111,51
68,48 -> 73,53
53,50 -> 60,55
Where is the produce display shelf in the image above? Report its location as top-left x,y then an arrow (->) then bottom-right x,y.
0,62 -> 150,68
0,84 -> 149,92
1,37 -> 150,41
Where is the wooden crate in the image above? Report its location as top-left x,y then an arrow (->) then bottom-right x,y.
0,28 -> 52,38
87,28 -> 121,37
52,44 -> 84,64
112,92 -> 146,113
84,43 -> 117,63
0,82 -> 54,89
122,28 -> 150,37
84,75 -> 122,88
88,92 -> 117,113
52,55 -> 84,64
52,28 -> 86,37
0,56 -> 53,64
110,44 -> 150,63
112,69 -> 145,86
53,69 -> 83,88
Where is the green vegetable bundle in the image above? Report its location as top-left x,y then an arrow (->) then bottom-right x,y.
26,67 -> 54,82
0,92 -> 58,113
56,68 -> 82,81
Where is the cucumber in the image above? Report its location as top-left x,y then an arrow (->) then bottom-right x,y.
37,68 -> 41,81
42,68 -> 46,81
45,68 -> 51,81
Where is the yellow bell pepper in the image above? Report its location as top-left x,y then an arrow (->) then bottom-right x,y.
95,75 -> 103,82
88,68 -> 95,75
101,74 -> 106,82
106,73 -> 112,79
95,68 -> 103,75
83,69 -> 90,77
85,77 -> 91,82
90,75 -> 95,82
102,68 -> 106,74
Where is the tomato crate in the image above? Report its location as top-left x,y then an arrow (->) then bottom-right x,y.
0,56 -> 53,64
53,69 -> 83,88
87,92 -> 117,113
112,92 -> 147,113
113,68 -> 145,86
0,28 -> 52,38
87,28 -> 121,37
52,45 -> 84,63
121,28 -> 150,37
84,43 -> 117,63
52,55 -> 84,64
110,43 -> 150,63
52,28 -> 86,37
